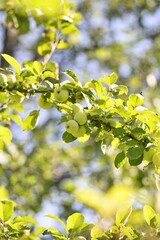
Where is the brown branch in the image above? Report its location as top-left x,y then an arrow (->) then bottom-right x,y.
0,87 -> 53,94
1,24 -> 18,67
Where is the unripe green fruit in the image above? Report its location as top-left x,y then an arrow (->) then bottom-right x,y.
54,87 -> 69,102
0,73 -> 8,88
152,152 -> 160,167
72,125 -> 86,138
143,148 -> 155,162
7,74 -> 16,88
65,120 -> 79,134
38,95 -> 52,109
74,111 -> 87,125
72,103 -> 83,114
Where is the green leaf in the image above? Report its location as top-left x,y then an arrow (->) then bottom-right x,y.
120,226 -> 138,239
128,94 -> 144,107
35,226 -> 45,236
128,155 -> 143,166
114,151 -> 126,168
45,215 -> 66,230
116,204 -> 132,226
37,42 -> 52,56
91,225 -> 104,239
85,80 -> 103,96
127,146 -> 144,160
127,146 -> 144,166
102,72 -> 118,86
143,205 -> 156,227
112,85 -> 128,95
0,126 -> 12,148
12,216 -> 36,225
66,213 -> 84,233
113,128 -> 125,137
57,40 -> 70,49
77,134 -> 90,143
42,71 -> 59,81
1,54 -> 21,75
0,200 -> 14,222
23,0 -> 64,18
33,61 -> 44,75
131,128 -> 145,135
43,228 -> 67,239
62,132 -> 76,143
23,110 -> 40,131
0,92 -> 9,104
63,70 -> 78,83
8,114 -> 22,126
110,72 -> 118,84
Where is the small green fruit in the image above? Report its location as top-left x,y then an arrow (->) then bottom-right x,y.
74,111 -> 87,125
72,125 -> 86,138
65,120 -> 79,134
54,87 -> 69,102
38,95 -> 52,109
0,73 -> 8,88
143,148 -> 155,162
7,74 -> 16,88
72,103 -> 83,114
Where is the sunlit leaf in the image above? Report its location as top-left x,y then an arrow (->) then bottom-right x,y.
143,205 -> 156,227
128,94 -> 144,107
91,225 -> 104,239
0,200 -> 14,222
63,70 -> 79,83
0,126 -> 12,148
116,204 -> 132,226
45,215 -> 66,229
120,226 -> 138,239
23,110 -> 40,131
1,54 -> 21,74
66,213 -> 84,232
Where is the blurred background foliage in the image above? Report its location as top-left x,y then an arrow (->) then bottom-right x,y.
0,0 -> 160,232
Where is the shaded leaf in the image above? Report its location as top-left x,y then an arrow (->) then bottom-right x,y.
62,132 -> 76,143
128,154 -> 143,166
114,151 -> 126,168
127,146 -> 144,160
